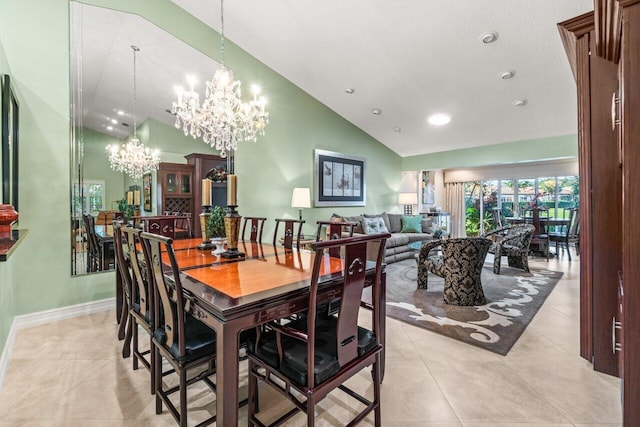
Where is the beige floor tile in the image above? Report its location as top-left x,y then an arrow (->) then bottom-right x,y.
0,256 -> 624,426
427,360 -> 569,424
508,361 -> 622,424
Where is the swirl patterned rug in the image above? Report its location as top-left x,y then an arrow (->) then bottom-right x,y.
367,259 -> 563,355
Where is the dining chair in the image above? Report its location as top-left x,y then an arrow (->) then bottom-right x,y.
122,225 -> 156,393
247,232 -> 390,427
242,216 -> 267,243
112,221 -> 133,358
315,220 -> 356,258
147,217 -> 176,239
273,218 -> 305,249
140,231 -> 218,427
549,208 -> 579,261
491,207 -> 503,229
525,208 -> 550,261
83,214 -> 101,273
172,211 -> 192,239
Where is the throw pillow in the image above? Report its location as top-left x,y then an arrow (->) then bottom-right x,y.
421,218 -> 433,233
401,215 -> 422,233
342,215 -> 364,234
362,216 -> 389,234
386,213 -> 402,233
363,213 -> 391,232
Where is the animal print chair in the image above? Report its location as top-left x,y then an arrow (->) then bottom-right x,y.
483,224 -> 535,274
417,237 -> 492,306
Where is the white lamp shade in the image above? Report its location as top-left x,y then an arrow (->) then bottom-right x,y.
291,187 -> 311,208
398,192 -> 418,205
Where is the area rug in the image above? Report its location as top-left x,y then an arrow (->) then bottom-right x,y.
365,260 -> 563,355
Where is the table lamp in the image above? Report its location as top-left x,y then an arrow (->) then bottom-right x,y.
291,188 -> 311,221
398,192 -> 418,215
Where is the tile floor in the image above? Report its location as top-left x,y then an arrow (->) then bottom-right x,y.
0,255 -> 623,426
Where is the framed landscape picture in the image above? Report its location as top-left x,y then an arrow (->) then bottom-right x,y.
143,173 -> 152,212
314,149 -> 366,207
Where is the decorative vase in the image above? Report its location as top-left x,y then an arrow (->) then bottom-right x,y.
210,237 -> 227,255
0,204 -> 19,235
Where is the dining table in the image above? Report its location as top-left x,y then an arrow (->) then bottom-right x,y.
116,238 -> 387,427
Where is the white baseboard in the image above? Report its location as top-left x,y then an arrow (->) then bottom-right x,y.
0,297 -> 115,393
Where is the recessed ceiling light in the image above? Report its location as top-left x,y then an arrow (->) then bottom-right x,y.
117,110 -> 124,116
500,70 -> 515,79
107,126 -> 113,131
393,126 -> 401,133
345,88 -> 355,94
481,32 -> 498,44
110,118 -> 118,124
428,113 -> 451,126
513,99 -> 528,107
371,108 -> 382,115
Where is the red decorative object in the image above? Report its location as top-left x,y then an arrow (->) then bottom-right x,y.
0,204 -> 19,234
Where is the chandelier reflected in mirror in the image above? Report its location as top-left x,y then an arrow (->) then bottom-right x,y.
107,45 -> 161,180
171,0 -> 269,158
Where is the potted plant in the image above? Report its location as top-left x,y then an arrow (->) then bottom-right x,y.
206,205 -> 227,254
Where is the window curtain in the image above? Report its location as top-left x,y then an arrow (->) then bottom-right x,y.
444,182 -> 466,238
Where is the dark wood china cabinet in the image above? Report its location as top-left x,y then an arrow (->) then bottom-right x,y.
559,1 -> 640,424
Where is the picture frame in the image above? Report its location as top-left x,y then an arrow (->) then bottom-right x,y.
421,170 -> 435,205
314,149 -> 366,207
1,74 -> 19,212
143,172 -> 152,212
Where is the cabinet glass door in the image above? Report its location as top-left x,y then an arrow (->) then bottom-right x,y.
166,173 -> 177,193
180,174 -> 190,193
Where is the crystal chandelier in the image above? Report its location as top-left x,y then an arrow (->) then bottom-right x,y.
107,45 -> 161,180
171,0 -> 269,158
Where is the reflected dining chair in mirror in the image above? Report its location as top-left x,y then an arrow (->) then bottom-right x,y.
549,208 -> 580,261
82,214 -> 100,273
247,232 -> 390,427
273,218 -> 305,249
140,232 -> 218,427
122,224 -> 156,394
242,216 -> 267,243
171,211 -> 192,239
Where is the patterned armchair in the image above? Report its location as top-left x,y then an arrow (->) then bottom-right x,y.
483,224 -> 535,274
417,237 -> 492,306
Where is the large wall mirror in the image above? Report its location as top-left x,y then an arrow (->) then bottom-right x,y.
69,2 -> 221,275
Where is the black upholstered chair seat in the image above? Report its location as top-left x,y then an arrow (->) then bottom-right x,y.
153,315 -> 217,364
248,316 -> 376,387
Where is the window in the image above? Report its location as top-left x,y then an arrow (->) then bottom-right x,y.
72,180 -> 105,217
464,176 -> 579,236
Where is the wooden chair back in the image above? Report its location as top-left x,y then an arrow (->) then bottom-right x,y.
82,214 -> 100,272
112,222 -> 133,315
273,218 -> 305,249
242,216 -> 267,243
146,217 -> 176,239
122,225 -> 150,320
140,232 -> 187,357
315,220 -> 357,257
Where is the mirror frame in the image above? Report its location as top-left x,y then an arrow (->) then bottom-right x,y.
1,74 -> 19,212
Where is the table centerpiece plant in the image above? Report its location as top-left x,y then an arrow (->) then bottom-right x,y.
206,205 -> 227,254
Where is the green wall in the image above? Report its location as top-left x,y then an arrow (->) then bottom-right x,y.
402,134 -> 578,171
0,0 -> 401,356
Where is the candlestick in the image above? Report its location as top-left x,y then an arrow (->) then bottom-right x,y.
227,174 -> 237,206
126,191 -> 133,205
134,190 -> 140,206
202,178 -> 212,206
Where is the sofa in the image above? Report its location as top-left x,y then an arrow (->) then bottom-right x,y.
330,212 -> 434,264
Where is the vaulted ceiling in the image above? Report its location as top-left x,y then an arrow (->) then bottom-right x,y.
75,1 -> 594,157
